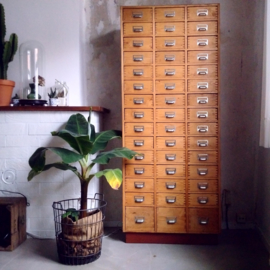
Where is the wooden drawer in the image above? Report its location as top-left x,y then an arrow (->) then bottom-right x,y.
156,179 -> 185,192
125,192 -> 154,206
188,150 -> 218,164
125,150 -> 154,164
188,79 -> 218,93
125,207 -> 154,232
156,108 -> 185,122
124,108 -> 153,122
187,36 -> 218,50
122,8 -> 153,22
187,6 -> 218,21
123,37 -> 153,51
156,66 -> 185,79
156,193 -> 185,207
124,123 -> 154,136
187,21 -> 218,36
156,122 -> 185,136
125,178 -> 154,192
187,65 -> 218,79
188,208 -> 219,233
123,52 -> 153,65
187,108 -> 218,122
156,150 -> 185,164
125,164 -> 154,178
187,51 -> 218,64
156,137 -> 185,150
188,165 -> 218,179
124,137 -> 154,150
188,136 -> 218,150
156,94 -> 185,108
155,51 -> 185,65
124,94 -> 153,108
157,207 -> 186,233
156,37 -> 185,50
124,66 -> 153,80
123,23 -> 153,36
124,81 -> 153,94
187,123 -> 218,136
155,7 -> 185,21
155,22 -> 185,36
156,164 -> 185,178
188,180 -> 218,193
188,194 -> 218,207
156,80 -> 185,94
187,93 -> 218,107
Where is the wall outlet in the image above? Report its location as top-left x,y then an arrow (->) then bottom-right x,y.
236,213 -> 246,224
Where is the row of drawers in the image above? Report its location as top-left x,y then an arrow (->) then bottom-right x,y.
122,6 -> 218,22
125,207 -> 219,233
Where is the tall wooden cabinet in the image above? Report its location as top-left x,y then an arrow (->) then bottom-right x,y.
121,4 -> 220,243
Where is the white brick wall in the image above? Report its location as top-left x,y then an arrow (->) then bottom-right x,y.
0,111 -> 102,238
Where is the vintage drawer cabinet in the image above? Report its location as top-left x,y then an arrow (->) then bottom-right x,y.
121,4 -> 220,244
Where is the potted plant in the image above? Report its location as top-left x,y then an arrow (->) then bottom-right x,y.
0,3 -> 18,106
27,109 -> 137,265
48,87 -> 58,106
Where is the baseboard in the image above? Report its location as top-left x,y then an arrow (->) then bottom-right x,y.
104,221 -> 122,227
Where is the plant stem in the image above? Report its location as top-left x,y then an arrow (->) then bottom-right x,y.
80,180 -> 89,218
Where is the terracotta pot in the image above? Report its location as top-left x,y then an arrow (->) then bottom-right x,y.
0,79 -> 15,106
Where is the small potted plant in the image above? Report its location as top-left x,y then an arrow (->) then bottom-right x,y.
48,87 -> 58,106
27,109 -> 137,265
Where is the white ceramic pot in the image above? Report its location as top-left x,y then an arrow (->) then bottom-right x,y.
49,98 -> 58,106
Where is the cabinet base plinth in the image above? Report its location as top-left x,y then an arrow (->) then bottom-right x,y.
125,233 -> 218,245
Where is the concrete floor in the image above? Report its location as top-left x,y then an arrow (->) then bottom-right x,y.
0,229 -> 269,270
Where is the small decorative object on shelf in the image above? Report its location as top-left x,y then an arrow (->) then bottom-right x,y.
48,87 -> 58,106
11,93 -> 20,105
55,79 -> 69,106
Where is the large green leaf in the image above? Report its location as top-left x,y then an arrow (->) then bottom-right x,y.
95,168 -> 122,189
91,130 -> 122,154
92,147 -> 137,164
65,113 -> 89,136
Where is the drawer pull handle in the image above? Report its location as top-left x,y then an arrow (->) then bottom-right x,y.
134,126 -> 144,132
165,112 -> 175,118
134,168 -> 144,174
166,196 -> 176,203
133,26 -> 143,32
197,140 -> 209,147
197,82 -> 208,89
134,182 -> 144,189
133,69 -> 143,76
197,24 -> 208,31
165,69 -> 175,76
198,154 -> 209,161
134,154 -> 145,160
165,98 -> 176,104
166,168 -> 176,175
132,12 -> 143,18
198,183 -> 208,190
197,125 -> 208,133
165,83 -> 175,90
164,11 -> 175,17
197,53 -> 209,61
199,218 -> 209,225
133,98 -> 144,104
165,40 -> 175,47
165,126 -> 176,133
166,217 -> 177,224
135,217 -> 145,223
133,55 -> 144,62
165,55 -> 175,61
134,196 -> 144,203
197,111 -> 208,118
164,25 -> 175,32
133,40 -> 144,47
198,197 -> 208,204
197,9 -> 208,17
134,112 -> 144,118
166,182 -> 176,189
165,154 -> 176,161
134,140 -> 144,147
133,83 -> 144,90
166,140 -> 176,147
197,168 -> 208,176
197,97 -> 209,104
197,68 -> 208,75
197,39 -> 208,46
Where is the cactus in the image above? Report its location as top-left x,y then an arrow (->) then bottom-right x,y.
48,87 -> 58,98
0,4 -> 18,80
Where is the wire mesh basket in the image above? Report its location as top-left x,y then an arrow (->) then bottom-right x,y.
52,194 -> 107,265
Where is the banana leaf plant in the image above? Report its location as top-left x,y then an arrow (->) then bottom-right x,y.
28,110 -> 137,218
